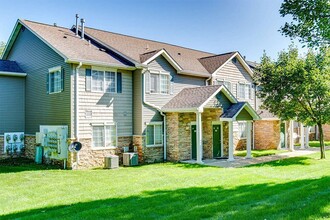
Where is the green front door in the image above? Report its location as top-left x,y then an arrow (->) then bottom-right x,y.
213,124 -> 222,158
280,122 -> 286,148
191,125 -> 197,159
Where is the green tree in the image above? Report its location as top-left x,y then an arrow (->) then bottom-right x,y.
0,41 -> 5,57
255,46 -> 330,159
279,0 -> 330,47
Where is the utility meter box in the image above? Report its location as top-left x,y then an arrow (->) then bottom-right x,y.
123,153 -> 138,166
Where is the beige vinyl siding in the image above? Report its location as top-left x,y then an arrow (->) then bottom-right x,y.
143,56 -> 205,133
213,59 -> 255,109
133,69 -> 143,135
7,28 -> 71,135
0,76 -> 25,134
74,66 -> 133,138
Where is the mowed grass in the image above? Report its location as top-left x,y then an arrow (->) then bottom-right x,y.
0,151 -> 330,220
235,149 -> 288,157
294,140 -> 330,147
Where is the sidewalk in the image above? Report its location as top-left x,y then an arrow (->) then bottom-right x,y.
182,147 -> 326,168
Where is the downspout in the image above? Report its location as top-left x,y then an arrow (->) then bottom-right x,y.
75,62 -> 82,140
142,70 -> 167,161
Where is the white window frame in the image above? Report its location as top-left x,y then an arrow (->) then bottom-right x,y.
91,67 -> 117,93
238,122 -> 247,139
146,122 -> 163,147
48,66 -> 63,94
149,70 -> 170,95
216,79 -> 232,92
91,123 -> 117,150
238,83 -> 252,100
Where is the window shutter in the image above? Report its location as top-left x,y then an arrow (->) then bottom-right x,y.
85,68 -> 91,92
145,71 -> 150,94
117,72 -> 122,93
46,72 -> 49,94
61,67 -> 65,92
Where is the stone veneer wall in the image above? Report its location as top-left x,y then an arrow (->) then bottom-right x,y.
68,136 -> 132,169
254,120 -> 280,150
132,135 -> 164,163
322,124 -> 330,141
166,109 -> 222,161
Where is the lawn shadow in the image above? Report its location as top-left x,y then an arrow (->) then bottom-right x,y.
246,156 -> 312,168
0,157 -> 62,174
2,176 -> 329,219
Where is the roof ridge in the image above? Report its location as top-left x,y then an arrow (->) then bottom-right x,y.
21,19 -> 69,30
182,85 -> 221,91
140,49 -> 162,55
84,26 -> 215,56
198,51 -> 237,60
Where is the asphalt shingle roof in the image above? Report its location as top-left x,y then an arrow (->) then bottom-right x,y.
0,60 -> 25,73
162,85 -> 222,110
21,20 -> 130,66
139,49 -> 162,63
220,102 -> 245,118
198,52 -> 236,73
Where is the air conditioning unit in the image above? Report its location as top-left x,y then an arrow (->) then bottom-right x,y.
104,155 -> 119,169
123,153 -> 138,166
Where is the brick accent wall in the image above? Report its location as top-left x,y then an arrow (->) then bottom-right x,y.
323,124 -> 330,140
254,120 -> 280,150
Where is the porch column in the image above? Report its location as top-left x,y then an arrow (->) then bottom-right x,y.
289,120 -> 295,151
300,123 -> 305,149
228,121 -> 234,161
304,126 -> 309,148
196,111 -> 203,164
221,122 -> 224,157
246,121 -> 252,159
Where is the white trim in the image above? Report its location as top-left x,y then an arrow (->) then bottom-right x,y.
0,71 -> 27,77
142,49 -> 183,71
199,85 -> 237,110
91,123 -> 117,149
90,68 -> 117,93
227,121 -> 234,161
211,52 -> 254,77
48,66 -> 61,73
48,66 -> 63,94
221,122 -> 224,157
67,59 -> 136,70
148,69 -> 171,95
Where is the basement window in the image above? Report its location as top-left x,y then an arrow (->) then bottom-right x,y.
146,122 -> 163,147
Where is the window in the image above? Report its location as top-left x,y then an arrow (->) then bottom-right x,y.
91,69 -> 117,93
48,66 -> 63,94
146,123 -> 163,146
216,80 -> 232,92
238,83 -> 252,99
238,122 -> 247,139
149,71 -> 170,94
92,124 -> 117,148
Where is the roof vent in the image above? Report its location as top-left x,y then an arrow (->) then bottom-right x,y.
99,48 -> 106,52
75,14 -> 79,36
178,52 -> 181,55
53,23 -> 57,27
80,18 -> 85,39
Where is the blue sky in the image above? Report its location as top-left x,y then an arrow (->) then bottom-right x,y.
0,0 -> 303,62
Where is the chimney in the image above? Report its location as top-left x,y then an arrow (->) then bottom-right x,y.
80,18 -> 85,39
75,14 -> 79,36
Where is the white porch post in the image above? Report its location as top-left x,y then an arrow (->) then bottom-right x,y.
196,111 -> 203,164
304,126 -> 309,148
300,123 -> 305,149
228,121 -> 234,161
289,120 -> 295,151
221,122 -> 224,157
246,121 -> 252,159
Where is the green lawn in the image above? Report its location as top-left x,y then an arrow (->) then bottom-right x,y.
235,149 -> 288,157
0,152 -> 330,220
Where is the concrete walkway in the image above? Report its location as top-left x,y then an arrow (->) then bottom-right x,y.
181,147 -> 327,168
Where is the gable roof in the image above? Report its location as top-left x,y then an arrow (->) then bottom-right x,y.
0,60 -> 26,77
2,20 -> 134,68
162,85 -> 236,112
220,102 -> 260,121
198,52 -> 236,73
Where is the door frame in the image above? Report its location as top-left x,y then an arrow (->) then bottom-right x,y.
212,121 -> 223,157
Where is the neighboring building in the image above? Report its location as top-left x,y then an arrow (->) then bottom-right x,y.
0,18 -> 310,168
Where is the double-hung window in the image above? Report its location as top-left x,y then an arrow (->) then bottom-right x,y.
92,124 -> 117,149
91,68 -> 117,93
48,66 -> 63,94
216,79 -> 232,92
146,122 -> 163,146
238,83 -> 252,99
238,122 -> 247,139
149,70 -> 170,94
